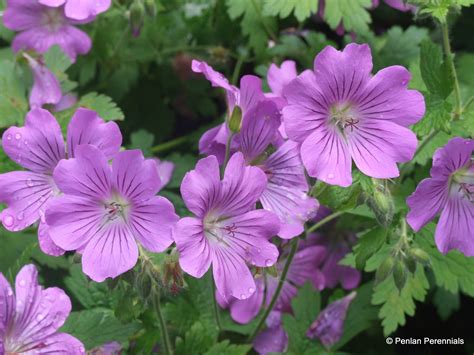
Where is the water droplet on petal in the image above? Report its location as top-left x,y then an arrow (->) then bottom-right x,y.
3,215 -> 14,227
17,212 -> 24,221
36,313 -> 44,321
240,293 -> 247,300
248,287 -> 255,294
6,134 -> 12,141
7,289 -> 13,297
15,133 -> 21,140
26,179 -> 34,187
265,259 -> 273,267
19,279 -> 26,287
327,173 -> 335,179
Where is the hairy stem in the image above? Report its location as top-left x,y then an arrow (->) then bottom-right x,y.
306,211 -> 343,234
247,238 -> 299,343
221,133 -> 234,177
440,20 -> 462,119
151,135 -> 190,154
153,290 -> 173,355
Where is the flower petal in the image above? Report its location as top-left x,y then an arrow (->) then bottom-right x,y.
26,54 -> 62,108
174,217 -> 212,278
180,155 -> 221,217
0,272 -> 15,332
82,222 -> 139,282
238,75 -> 265,112
64,0 -> 111,20
67,108 -> 122,160
300,126 -> 352,187
431,137 -> 474,180
0,171 -> 55,231
38,221 -> 66,256
2,108 -> 65,173
347,119 -> 418,179
31,332 -> 85,354
406,178 -> 448,231
356,66 -> 425,127
112,150 -> 161,201
3,1 -> 43,31
130,196 -> 178,253
227,279 -> 265,324
154,159 -> 174,190
253,319 -> 288,355
435,195 -> 474,256
267,60 -> 297,97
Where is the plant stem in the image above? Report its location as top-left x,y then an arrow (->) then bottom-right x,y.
306,211 -> 344,234
462,96 -> 474,113
232,55 -> 245,85
221,133 -> 234,177
150,135 -> 190,154
210,273 -> 223,331
247,238 -> 299,343
440,20 -> 462,119
153,290 -> 173,355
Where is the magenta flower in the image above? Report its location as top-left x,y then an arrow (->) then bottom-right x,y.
90,341 -> 121,355
373,0 -> 416,12
174,153 -> 280,301
216,244 -> 326,323
267,60 -> 298,102
407,137 -> 474,256
3,0 -> 93,62
39,0 -> 111,20
306,292 -> 356,349
53,93 -> 78,112
305,233 -> 361,290
283,43 -> 425,187
253,311 -> 288,355
24,53 -> 62,109
0,108 -> 122,256
45,145 -> 178,282
0,264 -> 84,354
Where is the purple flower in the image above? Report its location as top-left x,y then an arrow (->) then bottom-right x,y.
267,60 -> 298,100
253,311 -> 288,355
373,0 -> 417,12
39,0 -> 111,20
3,0 -> 93,62
306,291 -> 356,349
407,137 -> 474,256
154,158 -> 174,190
0,264 -> 84,354
283,43 -> 425,187
216,244 -> 326,323
90,341 -> 121,355
174,153 -> 280,301
305,233 -> 361,290
45,146 -> 179,282
53,93 -> 78,112
0,108 -> 122,256
24,53 -> 62,109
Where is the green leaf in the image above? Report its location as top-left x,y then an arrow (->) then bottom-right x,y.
44,45 -> 73,74
0,60 -> 28,128
353,228 -> 388,270
204,340 -> 251,355
60,309 -> 140,350
372,266 -> 429,336
415,224 -> 474,296
64,264 -> 118,309
226,0 -> 277,55
77,92 -> 125,121
175,321 -> 216,355
282,282 -> 322,353
333,283 -> 379,350
166,153 -> 197,189
433,288 -> 460,321
419,39 -> 454,99
130,129 -> 155,156
323,0 -> 372,34
412,93 -> 452,136
315,181 -> 361,211
262,0 -> 318,22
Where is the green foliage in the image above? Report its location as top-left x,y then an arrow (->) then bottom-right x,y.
0,60 -> 28,128
61,309 -> 140,350
353,228 -> 388,270
226,0 -> 277,55
324,0 -> 372,33
433,287 -> 460,321
262,0 -> 318,22
76,92 -> 125,121
174,321 -> 216,355
130,129 -> 155,156
372,266 -> 429,336
204,340 -> 251,355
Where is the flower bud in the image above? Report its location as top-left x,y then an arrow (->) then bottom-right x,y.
404,256 -> 417,274
408,248 -> 430,266
366,180 -> 394,227
129,1 -> 145,37
228,105 -> 242,133
393,260 -> 407,292
163,256 -> 184,295
375,256 -> 395,284
144,0 -> 157,17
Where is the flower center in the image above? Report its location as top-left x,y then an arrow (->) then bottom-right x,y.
42,8 -> 65,31
451,165 -> 473,202
203,215 -> 233,247
103,194 -> 130,222
330,103 -> 360,133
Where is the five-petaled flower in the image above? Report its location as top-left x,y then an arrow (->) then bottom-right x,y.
39,0 -> 111,21
45,145 -> 179,282
407,137 -> 474,256
283,43 -> 425,187
174,153 -> 280,301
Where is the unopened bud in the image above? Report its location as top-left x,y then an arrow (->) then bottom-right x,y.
163,257 -> 184,295
404,256 -> 417,274
144,0 -> 157,17
366,181 -> 394,227
129,1 -> 145,37
375,256 -> 395,284
408,248 -> 430,266
266,265 -> 278,278
228,105 -> 242,133
393,260 -> 407,292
